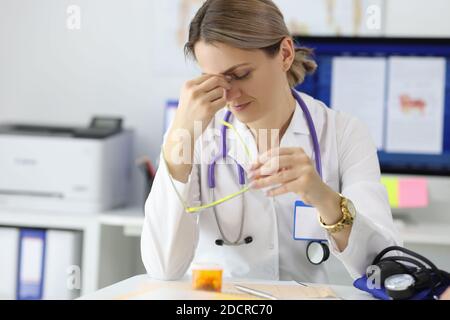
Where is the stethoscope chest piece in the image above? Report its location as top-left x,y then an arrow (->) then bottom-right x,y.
306,241 -> 330,265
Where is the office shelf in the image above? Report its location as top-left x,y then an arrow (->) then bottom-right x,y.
100,206 -> 144,237
0,205 -> 144,297
395,222 -> 450,246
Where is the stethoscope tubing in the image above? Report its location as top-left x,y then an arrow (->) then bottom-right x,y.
209,89 -> 328,264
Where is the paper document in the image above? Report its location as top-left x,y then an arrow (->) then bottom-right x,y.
386,57 -> 446,154
331,56 -> 387,149
230,283 -> 337,300
115,281 -> 337,300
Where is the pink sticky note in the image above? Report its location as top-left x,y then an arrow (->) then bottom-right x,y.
398,178 -> 429,208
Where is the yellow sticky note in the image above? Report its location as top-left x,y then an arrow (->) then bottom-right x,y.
381,177 -> 399,208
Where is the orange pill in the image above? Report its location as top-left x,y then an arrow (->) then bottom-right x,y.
191,264 -> 223,292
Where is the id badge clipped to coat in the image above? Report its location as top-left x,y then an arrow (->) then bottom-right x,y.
293,201 -> 327,241
293,200 -> 330,265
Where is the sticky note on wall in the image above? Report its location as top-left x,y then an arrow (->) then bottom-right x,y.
381,177 -> 399,208
398,178 -> 428,208
381,177 -> 429,208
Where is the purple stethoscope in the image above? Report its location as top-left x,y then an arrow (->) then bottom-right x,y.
209,89 -> 328,263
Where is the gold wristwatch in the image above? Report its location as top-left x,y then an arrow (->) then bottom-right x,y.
318,193 -> 356,234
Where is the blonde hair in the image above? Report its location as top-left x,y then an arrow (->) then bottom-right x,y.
184,0 -> 317,87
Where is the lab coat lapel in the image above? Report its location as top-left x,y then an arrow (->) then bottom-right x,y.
280,95 -> 317,161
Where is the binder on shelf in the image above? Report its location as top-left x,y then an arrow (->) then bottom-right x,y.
16,228 -> 46,300
15,228 -> 83,300
0,227 -> 19,299
43,230 -> 82,300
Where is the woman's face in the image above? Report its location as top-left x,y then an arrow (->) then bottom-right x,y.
194,39 -> 291,126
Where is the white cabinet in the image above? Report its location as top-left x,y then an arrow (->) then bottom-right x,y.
0,206 -> 145,298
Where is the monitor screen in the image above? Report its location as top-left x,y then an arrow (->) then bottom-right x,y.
294,36 -> 450,176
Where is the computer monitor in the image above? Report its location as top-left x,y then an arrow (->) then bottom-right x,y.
294,36 -> 450,176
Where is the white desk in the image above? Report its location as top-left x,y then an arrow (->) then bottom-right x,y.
79,274 -> 375,300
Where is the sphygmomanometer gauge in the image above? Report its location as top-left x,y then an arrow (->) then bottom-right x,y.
384,274 -> 416,300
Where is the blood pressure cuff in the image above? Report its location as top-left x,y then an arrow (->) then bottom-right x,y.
353,246 -> 450,300
353,275 -> 449,300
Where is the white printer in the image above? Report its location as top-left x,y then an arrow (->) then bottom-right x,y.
0,117 -> 133,213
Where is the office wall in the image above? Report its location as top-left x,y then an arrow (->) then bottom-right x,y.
0,0 -> 449,208
0,0 -> 193,206
385,0 -> 450,37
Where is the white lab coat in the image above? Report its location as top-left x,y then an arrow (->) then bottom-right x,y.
141,91 -> 401,282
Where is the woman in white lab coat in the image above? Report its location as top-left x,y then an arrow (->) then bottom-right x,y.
141,0 -> 401,282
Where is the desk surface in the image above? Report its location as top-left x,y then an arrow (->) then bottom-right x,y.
80,274 -> 374,300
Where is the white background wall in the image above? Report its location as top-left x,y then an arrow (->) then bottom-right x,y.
0,0 -> 449,207
0,0 -> 194,206
385,0 -> 450,37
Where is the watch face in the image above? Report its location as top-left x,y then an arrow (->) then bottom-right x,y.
346,198 -> 357,217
